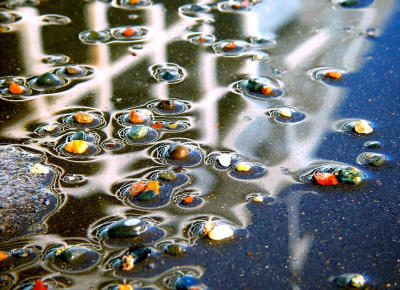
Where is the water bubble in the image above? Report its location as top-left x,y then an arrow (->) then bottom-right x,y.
44,244 -> 101,274
121,125 -> 158,145
148,63 -> 186,84
250,36 -> 276,47
28,72 -> 68,91
39,14 -> 71,25
111,26 -> 150,42
232,77 -> 284,100
0,11 -> 22,24
212,39 -> 252,57
5,0 -> 39,8
114,0 -> 153,10
266,106 -> 306,124
154,142 -> 203,167
331,0 -> 374,9
363,140 -> 382,149
42,54 -> 70,65
356,152 -> 388,167
79,30 -> 112,44
55,65 -> 95,79
298,161 -> 366,185
178,3 -> 211,19
102,139 -> 125,151
187,33 -> 215,46
309,67 -> 346,84
62,174 -> 86,185
148,99 -> 190,115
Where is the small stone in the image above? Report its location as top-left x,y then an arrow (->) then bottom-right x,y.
127,125 -> 148,139
64,140 -> 89,154
183,196 -> 194,204
88,30 -> 103,40
354,120 -> 373,134
118,284 -> 134,290
121,254 -> 135,271
55,246 -> 88,263
74,112 -> 94,124
325,71 -> 342,79
65,66 -> 80,75
0,251 -> 8,262
43,124 -> 58,132
175,275 -> 203,290
336,273 -> 366,288
106,218 -> 149,238
32,279 -> 48,290
122,27 -> 135,37
363,141 -> 382,149
313,172 -> 338,186
137,190 -> 157,201
334,166 -> 364,185
336,0 -> 360,7
8,81 -> 23,95
145,180 -> 160,195
36,72 -> 62,87
30,163 -> 50,175
157,100 -> 176,110
252,195 -> 264,202
129,0 -> 141,4
169,144 -> 190,160
128,109 -> 146,124
159,169 -> 177,181
167,122 -> 179,129
71,131 -> 88,141
261,86 -> 273,95
131,247 -> 152,263
279,108 -> 292,118
164,243 -> 185,255
236,162 -> 251,172
129,181 -> 146,196
223,41 -> 236,51
207,224 -> 234,240
365,153 -> 387,166
217,154 -> 231,167
152,122 -> 163,129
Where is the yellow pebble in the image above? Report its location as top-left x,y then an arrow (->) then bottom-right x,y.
279,109 -> 292,118
236,162 -> 251,172
64,140 -> 89,154
167,122 -> 179,129
351,274 -> 366,288
43,124 -> 58,132
30,163 -> 50,175
207,224 -> 234,240
253,195 -> 264,202
354,120 -> 373,134
118,284 -> 134,290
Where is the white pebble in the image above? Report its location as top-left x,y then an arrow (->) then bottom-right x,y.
207,224 -> 234,240
217,154 -> 231,167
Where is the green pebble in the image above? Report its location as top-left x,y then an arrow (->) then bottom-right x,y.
159,170 -> 177,181
334,167 -> 364,185
56,246 -> 87,263
164,243 -> 185,255
127,125 -> 148,140
88,30 -> 103,40
36,72 -> 62,87
137,190 -> 157,201
71,131 -> 88,141
107,218 -> 148,238
367,154 -> 387,167
338,0 -> 359,7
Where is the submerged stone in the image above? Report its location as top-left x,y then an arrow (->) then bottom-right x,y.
54,246 -> 89,263
131,247 -> 152,263
137,189 -> 157,201
175,275 -> 203,290
71,131 -> 88,141
74,112 -> 94,124
354,120 -> 373,134
163,243 -> 186,255
127,125 -> 148,139
159,169 -> 177,181
168,144 -> 190,160
121,254 -> 135,270
36,72 -> 62,87
64,140 -> 89,154
335,273 -> 366,288
217,154 -> 232,167
333,167 -> 364,185
157,100 -> 176,110
106,218 -> 149,238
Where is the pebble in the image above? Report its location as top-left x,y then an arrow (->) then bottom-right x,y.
129,181 -> 146,196
279,108 -> 292,118
74,112 -> 94,124
217,153 -> 232,167
236,162 -> 251,172
354,120 -> 373,134
157,100 -> 176,110
137,189 -> 157,201
325,71 -> 342,79
121,254 -> 135,270
207,224 -> 234,240
36,72 -> 62,87
30,163 -> 50,175
106,218 -> 149,238
8,81 -> 23,94
159,169 -> 177,181
167,122 -> 179,129
169,144 -> 190,160
313,172 -> 338,186
127,125 -> 148,139
64,140 -> 89,154
335,273 -> 366,288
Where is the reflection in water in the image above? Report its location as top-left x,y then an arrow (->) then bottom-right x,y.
0,0 -> 397,288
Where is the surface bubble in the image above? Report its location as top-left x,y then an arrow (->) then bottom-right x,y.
0,11 -> 22,24
212,39 -> 252,57
187,33 -> 215,46
178,3 -> 211,19
331,0 -> 374,9
148,63 -> 186,84
79,30 -> 112,44
309,67 -> 347,84
39,14 -> 71,25
42,54 -> 70,65
111,26 -> 150,42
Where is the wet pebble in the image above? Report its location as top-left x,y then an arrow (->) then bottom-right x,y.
187,33 -> 215,46
149,63 -> 186,84
33,72 -> 65,89
42,54 -> 70,65
234,77 -> 283,99
174,275 -> 206,290
357,152 -> 387,167
213,39 -> 251,57
163,243 -> 187,255
363,140 -> 382,149
79,30 -> 111,44
158,169 -> 177,181
333,273 -> 366,288
102,218 -> 149,238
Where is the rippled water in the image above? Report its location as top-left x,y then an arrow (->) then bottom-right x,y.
0,0 -> 399,289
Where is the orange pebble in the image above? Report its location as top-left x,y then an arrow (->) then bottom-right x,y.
203,220 -> 215,234
145,180 -> 160,195
183,196 -> 194,204
33,279 -> 48,290
129,181 -> 146,196
223,41 -> 236,51
261,86 -> 273,95
74,112 -> 94,124
314,172 -> 339,186
152,122 -> 163,129
118,284 -> 134,290
198,37 -> 207,43
129,0 -> 140,4
325,71 -> 342,79
64,140 -> 89,154
0,251 -> 8,262
9,81 -> 24,95
122,27 -> 135,37
128,109 -> 145,124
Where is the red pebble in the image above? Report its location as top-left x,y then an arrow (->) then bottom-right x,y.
313,172 -> 339,186
122,27 -> 135,37
33,279 -> 48,290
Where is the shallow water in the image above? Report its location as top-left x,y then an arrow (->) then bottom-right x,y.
0,0 -> 399,289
